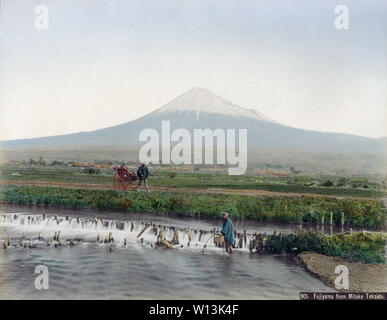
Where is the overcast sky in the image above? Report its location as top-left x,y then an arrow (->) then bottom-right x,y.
0,0 -> 386,140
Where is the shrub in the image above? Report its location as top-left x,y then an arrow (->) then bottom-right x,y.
119,199 -> 133,209
321,180 -> 334,187
264,231 -> 386,264
83,167 -> 100,174
337,178 -> 347,187
1,185 -> 385,228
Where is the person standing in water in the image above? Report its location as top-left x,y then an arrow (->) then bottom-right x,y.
221,211 -> 235,254
134,163 -> 150,191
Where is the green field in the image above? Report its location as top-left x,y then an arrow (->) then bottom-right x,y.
1,164 -> 386,198
1,184 -> 385,228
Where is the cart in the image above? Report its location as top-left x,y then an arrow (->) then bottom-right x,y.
112,166 -> 138,190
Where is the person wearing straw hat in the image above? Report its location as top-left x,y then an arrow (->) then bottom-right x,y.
120,161 -> 129,170
221,211 -> 235,254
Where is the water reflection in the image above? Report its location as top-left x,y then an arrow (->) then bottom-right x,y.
0,208 -> 334,299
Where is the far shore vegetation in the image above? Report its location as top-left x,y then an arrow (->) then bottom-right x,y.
1,184 -> 385,228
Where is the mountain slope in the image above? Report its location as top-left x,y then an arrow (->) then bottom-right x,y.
1,88 -> 385,154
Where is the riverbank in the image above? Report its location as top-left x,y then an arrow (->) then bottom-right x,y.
1,179 -> 384,201
0,184 -> 385,228
299,253 -> 387,292
2,199 -> 385,264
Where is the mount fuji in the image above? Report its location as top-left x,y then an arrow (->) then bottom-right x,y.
2,87 -> 385,155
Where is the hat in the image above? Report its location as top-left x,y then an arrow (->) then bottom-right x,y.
221,211 -> 230,217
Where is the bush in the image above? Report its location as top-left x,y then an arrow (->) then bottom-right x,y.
337,178 -> 347,187
83,167 -> 100,174
321,180 -> 334,187
322,232 -> 386,263
1,185 -> 385,228
264,231 -> 386,264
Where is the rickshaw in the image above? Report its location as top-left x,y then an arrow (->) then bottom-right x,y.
112,165 -> 138,190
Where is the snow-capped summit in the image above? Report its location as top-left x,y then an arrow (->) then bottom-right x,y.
2,87 -> 384,156
154,87 -> 276,122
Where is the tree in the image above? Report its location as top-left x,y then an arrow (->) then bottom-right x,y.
322,180 -> 334,187
38,156 -> 47,165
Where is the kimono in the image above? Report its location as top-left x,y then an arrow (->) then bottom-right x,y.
221,217 -> 235,245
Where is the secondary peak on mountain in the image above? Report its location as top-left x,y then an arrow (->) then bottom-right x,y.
154,87 -> 275,122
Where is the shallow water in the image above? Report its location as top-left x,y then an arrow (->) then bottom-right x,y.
0,208 -> 334,299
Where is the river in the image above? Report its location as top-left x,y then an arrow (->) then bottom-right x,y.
0,207 -> 333,299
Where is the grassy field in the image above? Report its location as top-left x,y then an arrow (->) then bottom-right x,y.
1,164 -> 386,198
1,184 -> 385,228
1,164 -> 386,228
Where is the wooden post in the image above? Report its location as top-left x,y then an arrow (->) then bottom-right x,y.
341,212 -> 345,234
330,212 -> 333,225
188,227 -> 192,245
238,234 -> 243,249
341,212 -> 345,226
160,237 -> 173,249
137,223 -> 150,238
172,227 -> 179,245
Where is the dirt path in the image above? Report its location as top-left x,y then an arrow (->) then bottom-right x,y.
0,179 -> 376,200
299,253 -> 387,292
